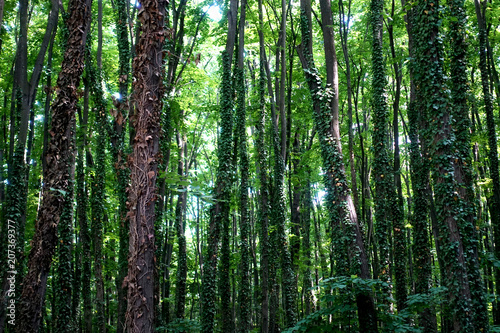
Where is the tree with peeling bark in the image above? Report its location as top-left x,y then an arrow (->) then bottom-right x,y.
125,0 -> 166,330
14,0 -> 92,329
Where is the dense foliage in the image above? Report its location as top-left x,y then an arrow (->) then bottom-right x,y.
0,0 -> 500,331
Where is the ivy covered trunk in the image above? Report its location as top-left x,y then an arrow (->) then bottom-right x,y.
200,0 -> 238,331
87,15 -> 108,331
370,0 -> 398,295
174,131 -> 187,319
54,118 -> 76,333
403,1 -> 436,330
15,0 -> 92,328
448,0 -> 489,329
111,0 -> 131,329
125,0 -> 166,329
236,0 -> 251,330
412,0 -> 479,330
256,0 -> 270,327
299,0 -> 377,330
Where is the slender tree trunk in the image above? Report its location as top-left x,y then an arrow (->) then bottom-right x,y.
387,0 -> 407,311
112,0 -> 131,328
256,0 -> 270,328
15,0 -> 92,329
401,1 -> 436,330
55,119 -> 76,333
474,0 -> 500,325
200,0 -> 238,331
87,6 -> 107,330
236,0 -> 251,330
174,131 -> 188,319
125,0 -> 166,329
299,0 -> 378,330
338,0 -> 359,213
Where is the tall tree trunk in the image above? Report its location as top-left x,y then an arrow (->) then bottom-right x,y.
256,0 -> 270,328
112,0 -> 131,328
474,0 -> 500,325
15,0 -> 92,329
125,0 -> 166,329
55,119 -> 76,333
387,0 -> 407,311
236,0 -> 251,330
448,0 -> 489,329
200,0 -> 238,331
298,0 -> 378,330
402,1 -> 436,330
370,0 -> 399,297
269,1 -> 297,328
413,0 -> 476,330
338,0 -> 359,213
87,5 -> 107,330
174,131 -> 188,319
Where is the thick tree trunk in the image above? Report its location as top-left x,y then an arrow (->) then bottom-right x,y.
15,0 -> 92,329
413,0 -> 476,330
125,0 -> 166,329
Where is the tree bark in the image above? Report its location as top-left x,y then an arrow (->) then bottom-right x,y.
15,0 -> 92,329
125,0 -> 166,329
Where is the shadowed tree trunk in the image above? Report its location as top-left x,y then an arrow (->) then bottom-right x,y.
236,0 -> 251,330
15,0 -> 92,329
125,0 -> 166,329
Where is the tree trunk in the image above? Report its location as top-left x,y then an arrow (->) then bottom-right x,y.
402,0 -> 436,330
200,0 -> 238,331
299,0 -> 378,330
125,0 -> 166,329
236,0 -> 251,330
474,0 -> 500,325
256,0 -> 270,328
387,0 -> 407,311
412,0 -> 475,330
174,131 -> 188,319
15,0 -> 92,329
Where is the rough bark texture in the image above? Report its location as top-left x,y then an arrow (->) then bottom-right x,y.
15,0 -> 92,329
125,0 -> 166,330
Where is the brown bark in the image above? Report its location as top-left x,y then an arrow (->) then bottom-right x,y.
125,0 -> 166,331
15,0 -> 92,329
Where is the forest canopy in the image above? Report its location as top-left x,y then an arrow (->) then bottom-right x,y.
0,0 -> 500,331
